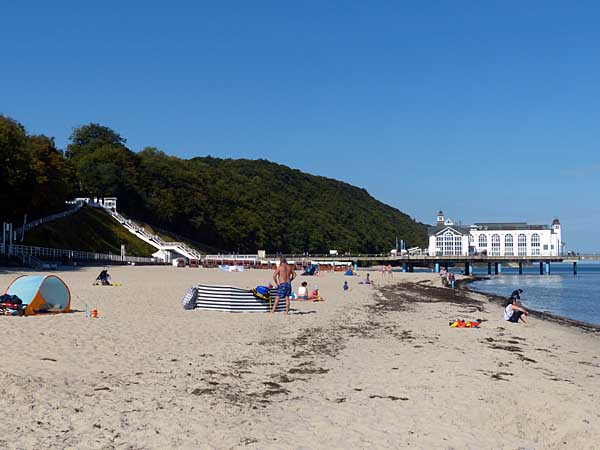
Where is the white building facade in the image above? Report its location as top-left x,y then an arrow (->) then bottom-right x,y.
428,211 -> 562,257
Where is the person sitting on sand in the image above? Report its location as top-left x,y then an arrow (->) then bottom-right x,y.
296,281 -> 321,301
366,273 -> 371,284
94,269 -> 112,286
298,281 -> 311,299
504,298 -> 529,324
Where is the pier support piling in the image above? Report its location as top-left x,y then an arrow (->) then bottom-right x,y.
464,262 -> 471,276
573,261 -> 577,275
518,262 -> 523,275
495,262 -> 502,274
545,262 -> 550,274
487,262 -> 492,275
434,262 -> 440,273
402,262 -> 408,273
539,262 -> 544,275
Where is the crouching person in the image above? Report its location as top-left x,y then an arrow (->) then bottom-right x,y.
504,298 -> 529,324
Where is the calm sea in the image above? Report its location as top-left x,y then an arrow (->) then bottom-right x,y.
467,262 -> 600,326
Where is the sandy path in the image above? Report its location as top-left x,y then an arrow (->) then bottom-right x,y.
1,266 -> 599,450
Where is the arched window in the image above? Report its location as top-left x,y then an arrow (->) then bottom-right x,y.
491,234 -> 500,256
518,234 -> 527,256
436,236 -> 443,255
478,234 -> 487,250
531,233 -> 540,256
443,231 -> 455,256
504,234 -> 514,256
454,235 -> 462,256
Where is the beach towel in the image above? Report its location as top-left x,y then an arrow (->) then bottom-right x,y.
218,265 -> 245,272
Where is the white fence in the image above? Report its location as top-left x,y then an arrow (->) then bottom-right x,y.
1,243 -> 162,265
204,254 -> 258,262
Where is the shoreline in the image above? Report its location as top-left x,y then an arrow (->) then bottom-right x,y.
458,275 -> 600,334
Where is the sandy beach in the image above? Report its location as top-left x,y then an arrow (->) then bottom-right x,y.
1,265 -> 599,450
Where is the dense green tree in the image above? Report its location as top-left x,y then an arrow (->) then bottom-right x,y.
0,115 -> 75,222
27,134 -> 76,212
66,123 -> 127,160
0,116 -> 30,220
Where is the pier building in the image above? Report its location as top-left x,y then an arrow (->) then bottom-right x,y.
428,211 -> 562,257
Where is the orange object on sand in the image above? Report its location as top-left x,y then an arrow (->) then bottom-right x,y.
91,309 -> 98,318
449,319 -> 480,328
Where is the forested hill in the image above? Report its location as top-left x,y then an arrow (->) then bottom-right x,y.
1,116 -> 428,253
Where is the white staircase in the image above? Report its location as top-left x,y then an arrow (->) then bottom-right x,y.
102,208 -> 203,262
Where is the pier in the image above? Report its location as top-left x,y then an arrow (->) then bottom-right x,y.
274,255 -> 569,275
204,253 -> 586,275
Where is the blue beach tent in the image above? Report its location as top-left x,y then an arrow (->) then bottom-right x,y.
5,275 -> 71,315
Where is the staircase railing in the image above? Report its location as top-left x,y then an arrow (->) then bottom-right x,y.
95,205 -> 203,260
15,204 -> 83,240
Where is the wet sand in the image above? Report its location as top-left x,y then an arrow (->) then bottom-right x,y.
1,266 -> 599,450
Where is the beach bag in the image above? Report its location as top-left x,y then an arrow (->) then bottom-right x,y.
0,294 -> 22,305
251,286 -> 271,302
181,287 -> 198,310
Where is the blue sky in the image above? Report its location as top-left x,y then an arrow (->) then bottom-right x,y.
1,1 -> 598,251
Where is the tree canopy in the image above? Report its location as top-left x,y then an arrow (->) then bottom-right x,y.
0,116 -> 76,222
1,115 -> 429,253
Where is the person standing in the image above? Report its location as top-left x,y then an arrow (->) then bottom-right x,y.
271,257 -> 296,314
448,272 -> 456,289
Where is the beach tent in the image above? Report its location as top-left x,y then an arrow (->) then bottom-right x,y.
4,275 -> 71,316
182,285 -> 286,313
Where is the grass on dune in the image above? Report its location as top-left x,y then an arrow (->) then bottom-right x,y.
23,206 -> 156,257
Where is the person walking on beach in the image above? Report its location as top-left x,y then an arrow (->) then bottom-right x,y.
271,257 -> 296,314
386,264 -> 393,279
504,298 -> 529,324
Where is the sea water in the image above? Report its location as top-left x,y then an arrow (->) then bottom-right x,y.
468,262 -> 600,326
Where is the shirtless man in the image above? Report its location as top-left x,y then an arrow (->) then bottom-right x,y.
271,257 -> 296,314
